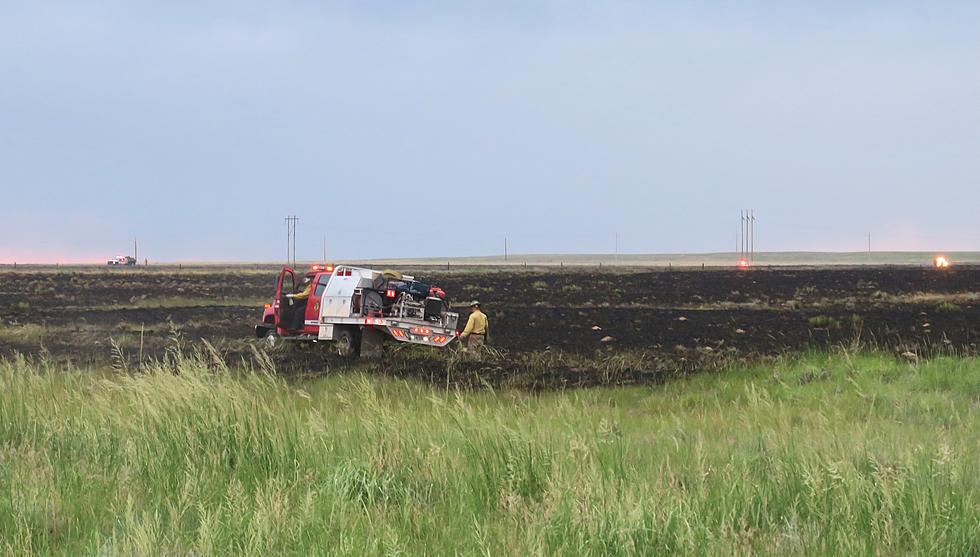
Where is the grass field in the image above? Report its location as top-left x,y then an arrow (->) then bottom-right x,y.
2,348 -> 979,555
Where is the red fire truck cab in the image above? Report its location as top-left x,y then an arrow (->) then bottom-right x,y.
256,264 -> 334,339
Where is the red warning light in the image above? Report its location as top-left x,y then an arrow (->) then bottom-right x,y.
737,258 -> 751,269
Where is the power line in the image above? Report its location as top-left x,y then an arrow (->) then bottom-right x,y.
740,210 -> 745,259
737,209 -> 757,262
285,215 -> 299,267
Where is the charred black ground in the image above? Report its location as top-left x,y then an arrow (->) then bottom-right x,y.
1,265 -> 977,386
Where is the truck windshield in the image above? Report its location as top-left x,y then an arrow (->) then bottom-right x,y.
314,275 -> 330,297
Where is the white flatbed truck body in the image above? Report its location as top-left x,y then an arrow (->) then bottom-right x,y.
316,266 -> 459,349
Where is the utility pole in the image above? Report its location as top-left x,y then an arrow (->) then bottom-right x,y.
740,210 -> 745,259
285,215 -> 299,266
323,234 -> 327,264
504,237 -> 508,261
750,209 -> 755,261
615,232 -> 619,262
134,237 -> 138,264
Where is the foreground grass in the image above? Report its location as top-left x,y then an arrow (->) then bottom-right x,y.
1,350 -> 979,555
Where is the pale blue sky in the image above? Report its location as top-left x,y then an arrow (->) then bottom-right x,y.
2,1 -> 978,262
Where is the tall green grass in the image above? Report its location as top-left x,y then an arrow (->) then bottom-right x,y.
2,349 -> 979,555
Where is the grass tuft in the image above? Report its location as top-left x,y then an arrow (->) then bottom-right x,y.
936,301 -> 962,313
808,315 -> 841,329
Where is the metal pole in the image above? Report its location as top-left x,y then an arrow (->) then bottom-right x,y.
740,211 -> 745,259
285,216 -> 299,266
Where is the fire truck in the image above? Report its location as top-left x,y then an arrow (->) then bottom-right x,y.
107,255 -> 137,266
255,264 -> 460,357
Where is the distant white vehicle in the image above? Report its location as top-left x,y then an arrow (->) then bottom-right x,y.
107,255 -> 136,266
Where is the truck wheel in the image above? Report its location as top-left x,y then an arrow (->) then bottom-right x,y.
335,328 -> 361,358
265,331 -> 280,350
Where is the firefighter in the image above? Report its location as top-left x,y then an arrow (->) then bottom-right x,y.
287,276 -> 313,301
284,276 -> 313,329
459,301 -> 488,351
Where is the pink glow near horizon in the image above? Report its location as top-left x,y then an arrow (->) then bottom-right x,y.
0,249 -> 113,265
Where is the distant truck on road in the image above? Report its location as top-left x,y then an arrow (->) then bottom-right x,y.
256,264 -> 459,357
107,255 -> 137,266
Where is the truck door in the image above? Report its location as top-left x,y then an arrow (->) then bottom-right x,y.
274,267 -> 296,331
304,272 -> 332,333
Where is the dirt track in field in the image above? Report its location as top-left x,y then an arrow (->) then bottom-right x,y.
1,266 -> 977,376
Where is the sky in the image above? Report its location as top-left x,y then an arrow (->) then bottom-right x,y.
1,1 -> 978,263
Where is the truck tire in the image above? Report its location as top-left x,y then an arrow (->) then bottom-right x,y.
334,328 -> 361,358
265,331 -> 280,350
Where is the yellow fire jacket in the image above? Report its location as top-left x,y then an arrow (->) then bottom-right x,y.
289,282 -> 312,300
461,310 -> 488,336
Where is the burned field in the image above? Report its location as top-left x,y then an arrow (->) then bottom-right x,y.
0,265 -> 977,385
442,267 -> 980,353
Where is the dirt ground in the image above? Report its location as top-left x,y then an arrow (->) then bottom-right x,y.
1,265 -> 977,383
